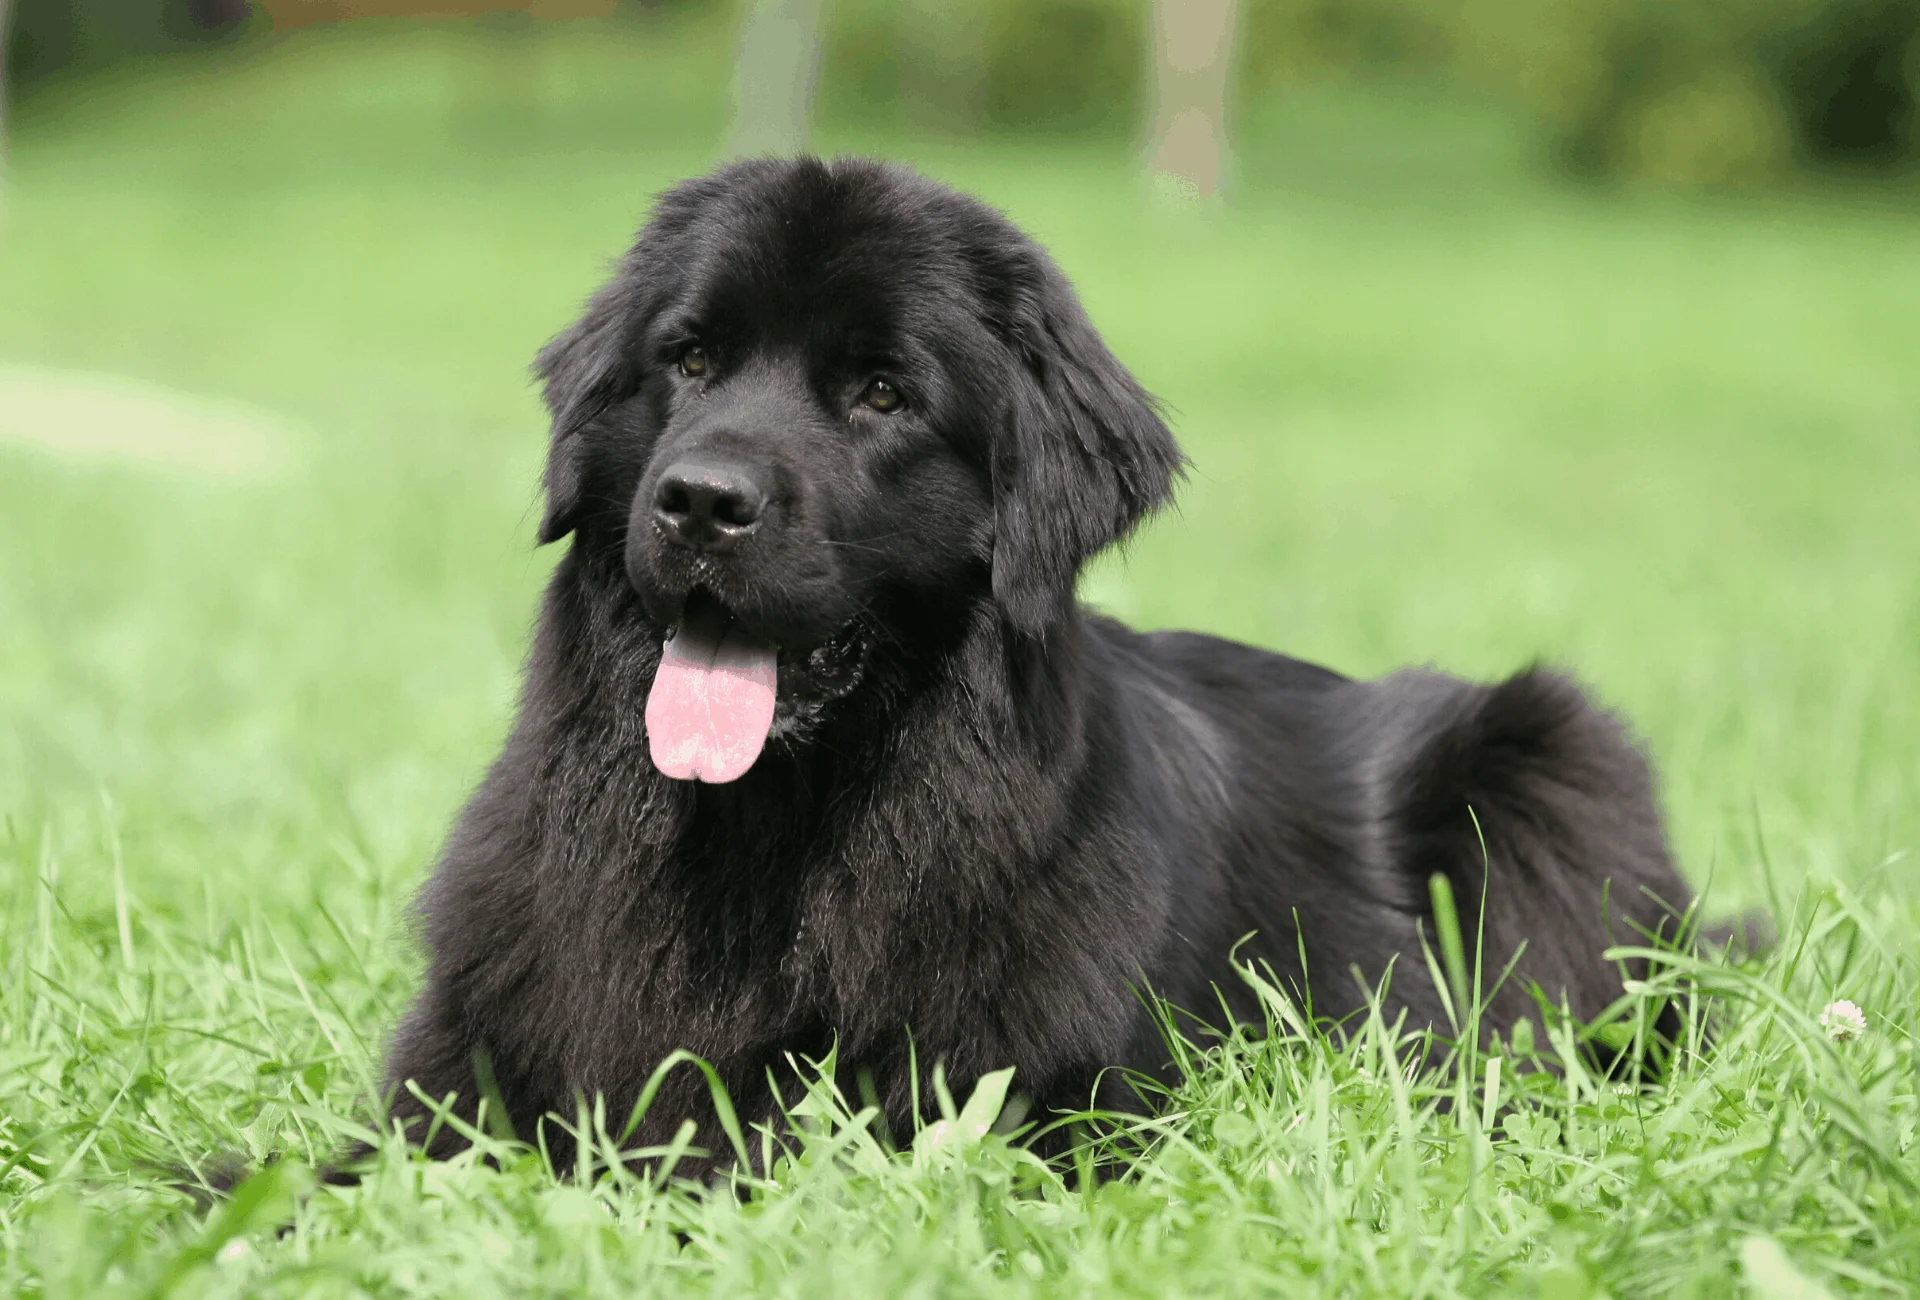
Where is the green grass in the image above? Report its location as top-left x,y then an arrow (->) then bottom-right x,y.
3,13 -> 1919,1296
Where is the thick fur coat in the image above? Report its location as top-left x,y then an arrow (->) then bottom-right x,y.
375,158 -> 1692,1172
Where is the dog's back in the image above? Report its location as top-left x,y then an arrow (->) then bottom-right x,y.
1093,621 -> 1689,1044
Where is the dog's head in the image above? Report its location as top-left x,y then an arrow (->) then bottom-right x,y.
535,158 -> 1182,780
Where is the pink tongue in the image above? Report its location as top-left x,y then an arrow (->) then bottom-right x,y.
645,609 -> 778,784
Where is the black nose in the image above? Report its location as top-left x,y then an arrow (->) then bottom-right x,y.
652,461 -> 767,553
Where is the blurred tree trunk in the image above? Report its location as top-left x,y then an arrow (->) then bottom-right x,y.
899,0 -> 986,135
0,0 -> 13,184
1147,0 -> 1240,201
726,0 -> 825,158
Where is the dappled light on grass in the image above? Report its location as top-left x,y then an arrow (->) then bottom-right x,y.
0,366 -> 300,484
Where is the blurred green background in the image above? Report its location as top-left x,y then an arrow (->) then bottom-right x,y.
0,0 -> 1915,934
11,0 -> 1920,184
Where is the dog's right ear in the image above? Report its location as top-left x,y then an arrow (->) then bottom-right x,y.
532,280 -> 643,544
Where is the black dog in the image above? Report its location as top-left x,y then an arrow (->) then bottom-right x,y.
377,157 -> 1692,1172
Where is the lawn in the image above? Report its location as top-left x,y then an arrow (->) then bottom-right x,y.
2,11 -> 1918,1296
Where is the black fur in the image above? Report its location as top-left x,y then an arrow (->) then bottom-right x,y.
373,158 -> 1693,1175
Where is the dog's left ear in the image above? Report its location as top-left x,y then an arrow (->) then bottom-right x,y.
531,279 -> 644,544
993,258 -> 1185,636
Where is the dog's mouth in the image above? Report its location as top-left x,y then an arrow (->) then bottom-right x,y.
645,588 -> 867,784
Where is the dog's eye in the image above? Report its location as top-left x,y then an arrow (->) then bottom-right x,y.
679,347 -> 709,378
862,379 -> 904,413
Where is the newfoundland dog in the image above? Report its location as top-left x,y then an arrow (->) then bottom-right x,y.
376,157 -> 1692,1172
